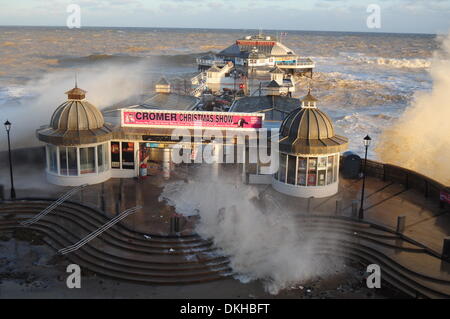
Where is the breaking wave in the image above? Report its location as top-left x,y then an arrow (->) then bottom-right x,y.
376,33 -> 450,185
56,52 -> 211,68
346,54 -> 431,69
295,72 -> 410,108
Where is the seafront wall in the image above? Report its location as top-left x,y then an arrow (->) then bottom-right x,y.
363,159 -> 449,205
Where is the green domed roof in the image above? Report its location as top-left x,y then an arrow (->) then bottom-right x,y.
279,95 -> 348,154
37,86 -> 112,145
280,107 -> 335,140
50,99 -> 105,131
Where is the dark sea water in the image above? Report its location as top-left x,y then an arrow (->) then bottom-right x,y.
0,26 -> 439,156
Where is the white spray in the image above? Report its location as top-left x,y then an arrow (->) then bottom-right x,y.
0,62 -> 150,151
376,33 -> 450,185
160,166 -> 345,294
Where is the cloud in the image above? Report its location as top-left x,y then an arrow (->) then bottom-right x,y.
0,0 -> 449,33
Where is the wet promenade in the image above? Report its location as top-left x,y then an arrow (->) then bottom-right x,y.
2,162 -> 450,297
3,163 -> 449,252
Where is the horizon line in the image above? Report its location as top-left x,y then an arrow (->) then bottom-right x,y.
0,24 -> 441,36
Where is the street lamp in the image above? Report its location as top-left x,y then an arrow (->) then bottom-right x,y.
358,135 -> 372,219
4,120 -> 16,200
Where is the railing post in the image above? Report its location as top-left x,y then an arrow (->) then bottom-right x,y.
442,237 -> 450,261
170,215 -> 181,234
0,185 -> 4,202
396,216 -> 406,234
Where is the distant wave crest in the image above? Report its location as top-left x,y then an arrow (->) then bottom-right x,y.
346,54 -> 431,69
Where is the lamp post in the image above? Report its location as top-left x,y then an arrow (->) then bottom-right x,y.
358,135 -> 372,219
4,120 -> 16,200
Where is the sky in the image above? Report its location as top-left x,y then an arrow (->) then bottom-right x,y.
0,0 -> 449,34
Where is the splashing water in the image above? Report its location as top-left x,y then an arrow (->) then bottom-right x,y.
376,33 -> 450,185
160,166 -> 346,294
0,62 -> 150,151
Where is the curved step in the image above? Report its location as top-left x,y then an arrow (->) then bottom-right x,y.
0,201 -> 204,244
315,243 -> 450,299
3,212 -> 213,255
0,224 -> 233,284
2,200 -> 450,293
0,203 -> 209,246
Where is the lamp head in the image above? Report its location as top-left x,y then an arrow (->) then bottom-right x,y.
363,134 -> 372,147
4,120 -> 11,132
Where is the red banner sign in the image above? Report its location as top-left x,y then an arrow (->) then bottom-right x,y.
236,40 -> 275,46
121,109 -> 264,130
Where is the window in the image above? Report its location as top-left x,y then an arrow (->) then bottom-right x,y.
317,156 -> 327,186
327,155 -> 335,185
318,169 -> 326,186
287,155 -> 297,185
297,157 -> 307,186
334,155 -> 339,182
67,147 -> 78,176
307,157 -> 317,186
98,143 -> 108,172
279,153 -> 287,183
59,147 -> 68,175
111,142 -> 120,169
80,147 -> 95,174
318,157 -> 327,169
122,142 -> 135,170
48,145 -> 58,173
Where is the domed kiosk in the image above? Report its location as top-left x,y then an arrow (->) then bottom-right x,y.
272,91 -> 348,198
37,86 -> 113,186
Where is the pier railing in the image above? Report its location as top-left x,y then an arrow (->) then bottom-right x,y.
363,159 -> 448,204
276,59 -> 315,68
196,58 -> 228,67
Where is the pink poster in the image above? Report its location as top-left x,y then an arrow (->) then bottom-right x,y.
122,110 -> 263,129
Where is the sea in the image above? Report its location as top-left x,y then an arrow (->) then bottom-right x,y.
0,26 -> 439,158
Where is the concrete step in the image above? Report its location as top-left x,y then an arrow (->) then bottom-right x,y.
315,243 -> 450,299
0,203 -> 209,245
0,222 -> 227,267
2,212 -> 213,253
0,224 -> 233,283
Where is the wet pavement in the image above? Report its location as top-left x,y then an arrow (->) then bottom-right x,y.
2,163 -> 449,255
2,162 -> 450,297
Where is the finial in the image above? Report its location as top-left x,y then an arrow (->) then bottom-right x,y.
302,83 -> 318,108
75,73 -> 78,88
308,77 -> 313,92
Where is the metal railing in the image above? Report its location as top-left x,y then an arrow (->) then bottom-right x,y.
58,206 -> 142,255
276,60 -> 315,68
364,159 -> 448,204
196,58 -> 228,67
190,72 -> 206,85
190,82 -> 207,97
20,184 -> 88,227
